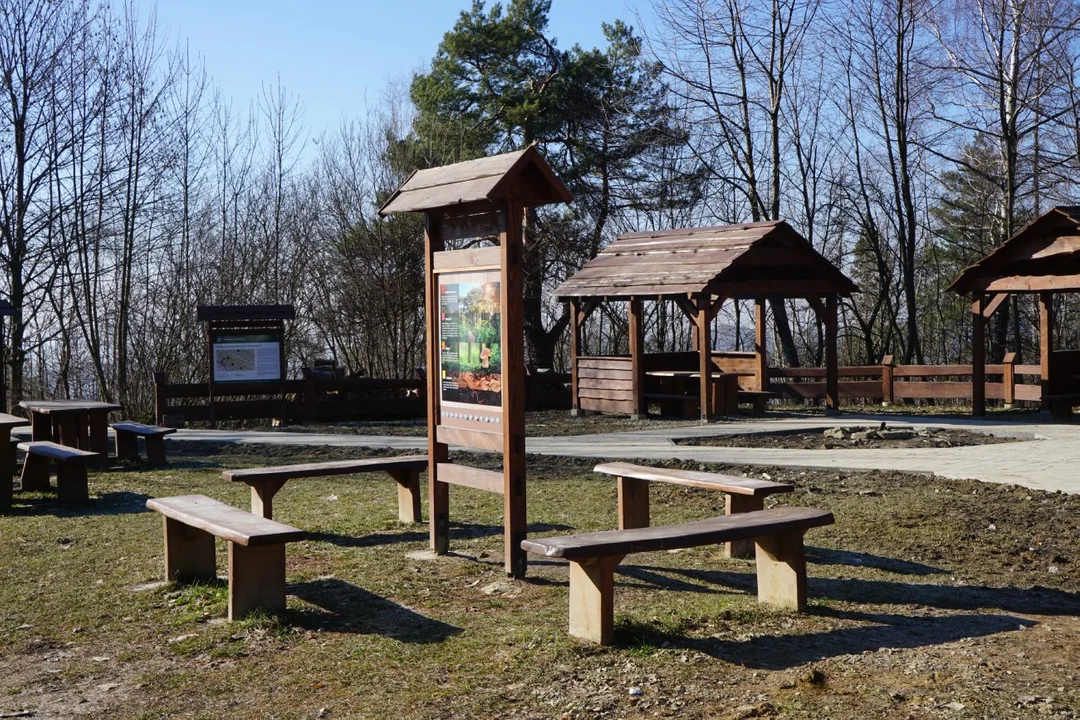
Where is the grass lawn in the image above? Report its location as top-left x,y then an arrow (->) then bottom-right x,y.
1,441 -> 1077,719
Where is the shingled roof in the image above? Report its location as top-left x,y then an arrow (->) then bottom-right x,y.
378,146 -> 571,215
949,206 -> 1080,294
555,221 -> 857,300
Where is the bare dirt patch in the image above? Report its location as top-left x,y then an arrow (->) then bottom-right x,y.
676,423 -> 1021,450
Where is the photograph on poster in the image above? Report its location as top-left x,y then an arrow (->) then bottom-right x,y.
212,334 -> 282,382
439,271 -> 502,407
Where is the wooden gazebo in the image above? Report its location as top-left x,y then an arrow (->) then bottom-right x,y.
949,205 -> 1080,417
555,221 -> 858,420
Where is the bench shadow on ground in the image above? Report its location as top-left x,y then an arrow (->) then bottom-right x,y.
289,578 -> 461,642
2,490 -> 153,518
529,547 -> 1076,670
307,521 -> 573,548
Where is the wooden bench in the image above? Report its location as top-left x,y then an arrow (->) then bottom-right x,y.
0,413 -> 30,509
222,455 -> 428,522
18,441 -> 98,502
738,390 -> 780,414
643,393 -> 698,417
593,462 -> 793,557
146,494 -> 306,620
521,506 -> 834,644
112,421 -> 177,466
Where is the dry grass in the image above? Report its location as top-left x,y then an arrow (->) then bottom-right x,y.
0,441 -> 1077,719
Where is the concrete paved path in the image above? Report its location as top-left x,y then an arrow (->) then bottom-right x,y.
167,412 -> 1076,494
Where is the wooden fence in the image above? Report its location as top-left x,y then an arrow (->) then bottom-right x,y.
154,370 -> 572,425
769,353 -> 1042,406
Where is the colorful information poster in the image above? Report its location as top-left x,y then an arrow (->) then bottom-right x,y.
439,271 -> 503,429
212,334 -> 282,383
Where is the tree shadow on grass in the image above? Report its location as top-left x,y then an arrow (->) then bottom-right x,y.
2,490 -> 153,518
289,578 -> 461,642
616,610 -> 1034,670
309,521 -> 572,548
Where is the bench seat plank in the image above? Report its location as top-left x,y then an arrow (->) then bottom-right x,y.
594,462 -> 792,496
222,455 -> 428,483
522,507 -> 832,560
146,494 -> 305,546
17,440 -> 97,460
112,421 -> 177,437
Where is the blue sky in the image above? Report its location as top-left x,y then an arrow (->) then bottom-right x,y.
141,0 -> 648,137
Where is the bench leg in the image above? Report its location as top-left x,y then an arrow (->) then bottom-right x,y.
228,542 -> 286,620
568,555 -> 624,644
115,430 -> 139,461
56,460 -> 89,503
753,396 -> 767,415
617,476 -> 650,530
145,436 -> 168,466
163,517 -> 216,583
725,495 -> 765,559
389,469 -> 423,523
20,452 -> 51,492
0,433 -> 12,510
250,479 -> 287,519
754,531 -> 808,610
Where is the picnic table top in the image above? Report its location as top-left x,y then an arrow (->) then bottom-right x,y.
0,413 -> 29,429
19,400 -> 123,414
645,370 -> 753,378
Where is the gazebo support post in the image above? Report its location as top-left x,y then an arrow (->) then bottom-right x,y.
971,293 -> 986,417
569,298 -> 582,417
754,299 -> 768,393
1039,291 -> 1053,412
697,293 -> 713,421
629,297 -> 645,420
424,213 -> 450,555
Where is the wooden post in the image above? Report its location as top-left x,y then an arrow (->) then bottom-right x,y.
249,479 -> 286,519
629,297 -> 645,420
424,213 -> 450,556
568,555 -> 624,645
755,532 -> 808,610
569,298 -> 581,417
228,542 -> 286,620
154,372 -> 168,425
163,517 -> 216,583
824,295 -> 839,414
0,428 -> 12,509
19,451 -> 50,492
972,294 -> 986,416
616,475 -> 649,530
881,355 -> 894,406
502,200 -> 528,579
1002,351 -> 1017,408
697,294 -> 712,421
754,299 -> 768,393
725,494 -> 764,559
1039,291 -> 1053,411
389,469 -> 423,524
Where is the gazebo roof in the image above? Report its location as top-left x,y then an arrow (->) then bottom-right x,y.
554,221 -> 857,300
949,206 -> 1080,294
378,146 -> 571,215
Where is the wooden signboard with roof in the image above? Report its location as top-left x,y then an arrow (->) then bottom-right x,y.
380,147 -> 571,577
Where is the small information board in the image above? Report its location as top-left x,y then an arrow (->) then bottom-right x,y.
211,333 -> 283,383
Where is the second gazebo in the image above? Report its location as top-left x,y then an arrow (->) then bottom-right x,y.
555,221 -> 858,420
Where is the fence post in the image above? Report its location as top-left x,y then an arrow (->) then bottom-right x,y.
1002,351 -> 1016,409
153,372 -> 168,425
880,355 -> 894,406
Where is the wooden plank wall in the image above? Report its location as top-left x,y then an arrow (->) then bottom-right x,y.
577,356 -> 634,414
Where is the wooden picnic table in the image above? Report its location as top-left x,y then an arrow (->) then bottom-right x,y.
19,400 -> 123,459
0,413 -> 30,508
645,370 -> 746,416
